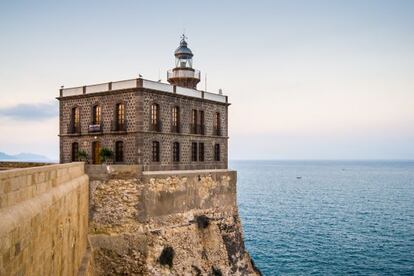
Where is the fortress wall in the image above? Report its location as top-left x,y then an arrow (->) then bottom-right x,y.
88,168 -> 259,275
139,169 -> 237,220
0,162 -> 89,276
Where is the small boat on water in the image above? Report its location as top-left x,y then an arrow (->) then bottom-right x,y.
296,176 -> 302,179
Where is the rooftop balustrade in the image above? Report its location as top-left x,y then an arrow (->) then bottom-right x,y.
60,78 -> 227,103
167,69 -> 200,80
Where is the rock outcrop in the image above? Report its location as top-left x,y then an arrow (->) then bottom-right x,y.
88,168 -> 260,275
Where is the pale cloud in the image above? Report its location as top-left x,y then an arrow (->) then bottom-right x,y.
0,102 -> 58,121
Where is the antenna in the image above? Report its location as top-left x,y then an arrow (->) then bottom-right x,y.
205,73 -> 207,91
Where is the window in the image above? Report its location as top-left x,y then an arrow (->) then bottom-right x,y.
93,105 -> 101,124
173,142 -> 180,162
199,110 -> 205,135
151,103 -> 160,131
92,141 -> 101,164
191,109 -> 197,134
191,142 -> 198,162
171,106 -> 180,132
214,144 -> 221,161
115,141 -> 124,163
71,107 -> 80,133
192,109 -> 197,125
199,110 -> 204,125
214,112 -> 221,136
71,142 -> 79,162
152,141 -> 160,162
115,103 -> 125,130
199,143 -> 204,162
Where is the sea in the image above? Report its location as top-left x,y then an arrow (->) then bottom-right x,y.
232,160 -> 414,276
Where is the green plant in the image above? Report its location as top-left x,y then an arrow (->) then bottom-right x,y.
77,150 -> 88,162
99,147 -> 113,163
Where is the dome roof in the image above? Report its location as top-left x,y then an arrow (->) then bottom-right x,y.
174,37 -> 193,59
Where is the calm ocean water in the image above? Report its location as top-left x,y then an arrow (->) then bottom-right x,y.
231,160 -> 414,275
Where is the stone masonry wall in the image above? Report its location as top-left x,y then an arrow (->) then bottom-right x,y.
59,87 -> 229,171
59,90 -> 138,164
88,168 -> 260,275
139,90 -> 228,171
0,163 -> 90,275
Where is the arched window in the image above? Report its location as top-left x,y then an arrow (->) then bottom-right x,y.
92,105 -> 101,125
152,141 -> 160,162
70,107 -> 80,133
71,142 -> 79,162
171,106 -> 180,133
115,103 -> 125,131
115,141 -> 124,163
214,144 -> 220,161
150,103 -> 160,131
173,142 -> 180,162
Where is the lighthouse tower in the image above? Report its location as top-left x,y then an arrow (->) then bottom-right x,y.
167,35 -> 201,89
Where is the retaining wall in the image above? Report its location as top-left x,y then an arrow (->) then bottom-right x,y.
0,162 -> 89,275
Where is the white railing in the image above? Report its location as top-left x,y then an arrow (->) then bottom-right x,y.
176,86 -> 202,98
60,78 -> 227,103
204,91 -> 227,103
61,86 -> 83,97
112,79 -> 137,90
142,79 -> 173,93
167,69 -> 200,80
85,83 -> 109,94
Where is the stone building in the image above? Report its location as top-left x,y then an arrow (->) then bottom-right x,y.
58,36 -> 229,171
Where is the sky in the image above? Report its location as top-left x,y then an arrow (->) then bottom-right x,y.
0,0 -> 413,160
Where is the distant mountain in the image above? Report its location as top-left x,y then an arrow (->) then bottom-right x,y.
0,151 -> 53,162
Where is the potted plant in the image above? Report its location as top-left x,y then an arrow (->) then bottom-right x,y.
78,150 -> 88,163
99,147 -> 113,164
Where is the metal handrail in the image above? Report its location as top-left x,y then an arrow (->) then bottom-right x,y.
213,126 -> 221,136
190,123 -> 205,135
167,69 -> 200,80
150,121 -> 162,132
111,119 -> 127,132
67,122 -> 81,134
171,123 -> 181,133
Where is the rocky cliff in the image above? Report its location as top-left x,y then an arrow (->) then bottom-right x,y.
87,167 -> 261,275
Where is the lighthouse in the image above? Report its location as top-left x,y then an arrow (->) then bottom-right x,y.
167,35 -> 201,89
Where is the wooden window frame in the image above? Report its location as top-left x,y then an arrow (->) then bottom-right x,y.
173,142 -> 180,162
152,141 -> 160,162
214,143 -> 221,162
92,105 -> 101,125
115,141 -> 124,163
191,142 -> 198,162
199,143 -> 204,162
71,142 -> 79,162
151,103 -> 161,131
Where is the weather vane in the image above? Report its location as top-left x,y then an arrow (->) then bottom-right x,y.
181,33 -> 187,42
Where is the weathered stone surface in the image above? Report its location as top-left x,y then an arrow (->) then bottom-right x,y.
0,163 -> 259,275
88,169 -> 260,275
0,163 -> 90,276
